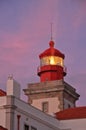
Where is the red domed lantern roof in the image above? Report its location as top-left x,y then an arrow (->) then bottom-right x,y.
39,40 -> 65,59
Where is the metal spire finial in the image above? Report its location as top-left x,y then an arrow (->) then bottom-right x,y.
50,23 -> 53,40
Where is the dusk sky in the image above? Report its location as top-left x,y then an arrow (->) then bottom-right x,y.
0,0 -> 86,106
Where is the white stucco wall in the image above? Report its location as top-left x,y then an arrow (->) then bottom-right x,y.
0,96 -> 6,106
0,97 -> 7,127
59,118 -> 86,130
32,97 -> 60,115
0,109 -> 6,127
13,97 -> 60,130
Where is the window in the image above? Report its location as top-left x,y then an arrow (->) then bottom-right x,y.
42,102 -> 48,113
24,124 -> 29,130
31,126 -> 37,130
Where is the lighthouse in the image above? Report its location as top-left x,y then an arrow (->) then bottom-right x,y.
37,40 -> 67,82
24,39 -> 79,115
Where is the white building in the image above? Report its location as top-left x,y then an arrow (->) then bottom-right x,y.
0,76 -> 60,130
0,76 -> 86,130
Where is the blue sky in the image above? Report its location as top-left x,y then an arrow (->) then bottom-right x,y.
0,0 -> 86,106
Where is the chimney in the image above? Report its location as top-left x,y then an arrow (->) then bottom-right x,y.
6,75 -> 20,98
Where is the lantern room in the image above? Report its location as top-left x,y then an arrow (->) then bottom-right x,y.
37,40 -> 67,82
40,56 -> 64,67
